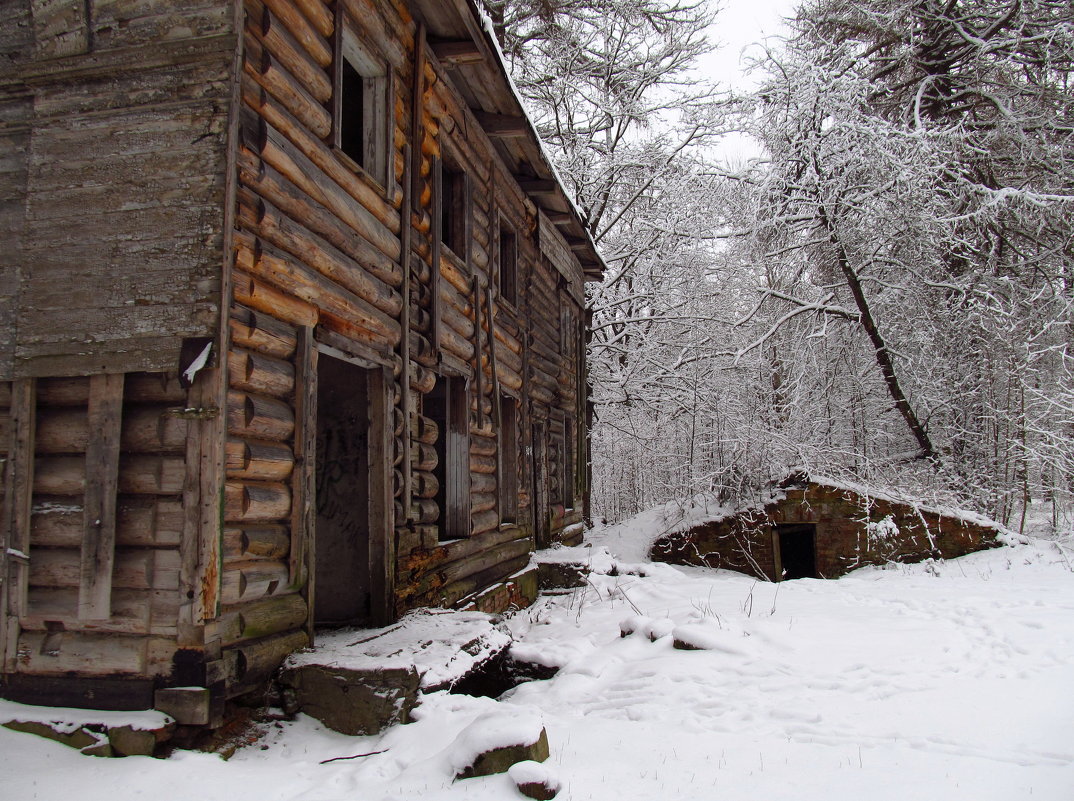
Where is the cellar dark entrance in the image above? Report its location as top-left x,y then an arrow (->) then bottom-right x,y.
314,352 -> 374,626
776,524 -> 818,580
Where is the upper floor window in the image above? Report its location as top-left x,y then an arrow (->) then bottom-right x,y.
439,157 -> 469,256
498,222 -> 517,305
334,23 -> 390,187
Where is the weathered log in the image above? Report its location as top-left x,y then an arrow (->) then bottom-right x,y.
409,362 -> 435,394
238,149 -> 402,286
31,496 -> 184,549
441,292 -> 475,338
439,247 -> 471,296
33,408 -> 88,454
409,498 -> 438,524
261,0 -> 331,66
230,304 -> 298,359
409,330 -> 437,368
226,437 -> 295,481
23,588 -> 156,635
224,480 -> 292,522
439,320 -> 475,363
248,0 -> 332,100
470,453 -> 497,475
36,377 -> 90,406
244,33 -> 331,138
223,525 -> 291,561
469,433 -> 497,457
411,413 -> 438,444
236,234 -> 402,347
230,630 -> 310,688
471,508 -> 499,536
294,0 -> 333,38
118,456 -> 187,495
412,470 -> 439,500
124,373 -> 187,404
30,548 -> 180,591
247,193 -> 403,317
471,472 -> 496,494
435,553 -> 531,610
228,390 -> 295,442
229,345 -> 296,399
411,441 -> 437,472
249,89 -> 400,236
214,592 -> 308,646
471,491 -> 496,514
234,269 -> 320,328
220,559 -> 291,605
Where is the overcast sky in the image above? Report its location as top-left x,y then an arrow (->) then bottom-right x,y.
700,0 -> 800,92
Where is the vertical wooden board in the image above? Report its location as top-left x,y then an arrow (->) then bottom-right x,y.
368,365 -> 395,625
1,378 -> 35,671
291,326 -> 317,638
78,373 -> 124,620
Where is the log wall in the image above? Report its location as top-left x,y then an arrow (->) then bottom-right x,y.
1,0 -> 596,708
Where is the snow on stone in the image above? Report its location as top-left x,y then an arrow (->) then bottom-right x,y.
284,608 -> 511,689
507,759 -> 560,791
1,519 -> 1071,801
446,707 -> 545,775
0,699 -> 172,732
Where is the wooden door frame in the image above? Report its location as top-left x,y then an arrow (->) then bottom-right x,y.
309,345 -> 396,633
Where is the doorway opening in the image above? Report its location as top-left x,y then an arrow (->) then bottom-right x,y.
776,523 -> 818,580
314,352 -> 377,626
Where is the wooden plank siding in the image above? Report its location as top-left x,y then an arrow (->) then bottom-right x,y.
0,0 -> 601,709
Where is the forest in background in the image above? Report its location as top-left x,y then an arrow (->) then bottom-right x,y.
482,0 -> 1074,534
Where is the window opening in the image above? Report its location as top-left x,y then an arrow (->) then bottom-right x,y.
499,395 -> 518,523
498,223 -> 517,305
440,159 -> 468,256
335,25 -> 389,185
427,375 -> 470,540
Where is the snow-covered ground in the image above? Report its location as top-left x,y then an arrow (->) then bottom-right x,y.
2,514 -> 1072,800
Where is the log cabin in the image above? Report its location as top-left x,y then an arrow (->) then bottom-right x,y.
0,0 -> 604,721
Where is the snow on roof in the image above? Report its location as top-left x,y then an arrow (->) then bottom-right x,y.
788,471 -> 1013,536
468,0 -> 603,273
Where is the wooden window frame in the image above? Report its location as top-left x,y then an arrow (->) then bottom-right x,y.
428,374 -> 471,541
438,155 -> 470,258
499,394 -> 519,523
332,9 -> 392,188
497,218 -> 517,307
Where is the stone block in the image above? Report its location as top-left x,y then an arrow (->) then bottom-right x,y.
537,562 -> 588,591
509,760 -> 561,799
278,665 -> 420,736
154,687 -> 211,726
456,726 -> 549,779
107,724 -> 159,757
3,720 -> 99,750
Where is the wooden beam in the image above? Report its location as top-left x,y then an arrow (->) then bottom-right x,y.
292,327 -> 317,641
1,379 -> 35,672
473,111 -> 528,137
545,212 -> 573,226
430,40 -> 484,66
517,179 -> 558,196
78,374 -> 125,621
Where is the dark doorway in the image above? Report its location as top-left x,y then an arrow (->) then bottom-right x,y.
314,353 -> 373,625
776,524 -> 818,580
